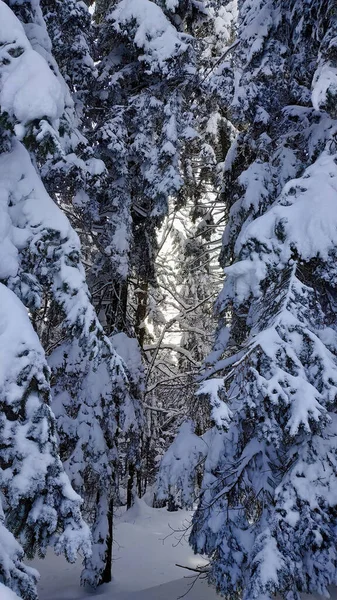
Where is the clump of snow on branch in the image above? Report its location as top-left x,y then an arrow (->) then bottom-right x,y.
197,378 -> 231,428
0,140 -> 98,340
0,1 -> 64,131
109,0 -> 190,75
226,149 -> 337,306
0,499 -> 39,600
156,421 -> 207,508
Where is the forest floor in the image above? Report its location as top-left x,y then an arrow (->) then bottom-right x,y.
30,497 -> 219,600
30,498 -> 328,600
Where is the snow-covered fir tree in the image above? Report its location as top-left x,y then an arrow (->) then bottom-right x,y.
0,283 -> 91,599
189,2 -> 337,599
0,0 -> 92,563
89,0 -> 196,334
0,8 -> 96,580
156,420 -> 208,509
51,327 -> 142,586
0,0 -> 143,591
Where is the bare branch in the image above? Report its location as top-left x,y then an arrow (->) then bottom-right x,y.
175,564 -> 209,574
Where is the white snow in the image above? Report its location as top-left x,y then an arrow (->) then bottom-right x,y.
225,150 -> 337,306
156,421 -> 208,507
239,151 -> 337,262
110,332 -> 144,387
0,1 -> 64,126
312,62 -> 337,111
212,2 -> 239,47
236,1 -> 274,65
197,379 -> 231,425
30,499 -> 217,600
0,140 -> 100,340
27,498 -> 336,600
0,583 -> 21,600
0,140 -> 75,283
0,282 -> 45,407
165,0 -> 179,11
110,0 -> 189,75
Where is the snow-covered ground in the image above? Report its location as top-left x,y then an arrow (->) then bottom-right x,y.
30,498 -> 219,600
30,498 -> 331,600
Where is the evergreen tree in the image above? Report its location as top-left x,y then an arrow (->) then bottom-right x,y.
189,2 -> 337,599
156,420 -> 208,509
51,333 -> 142,587
0,0 -> 137,591
0,284 -> 91,578
89,0 -> 194,334
0,3 -> 96,579
0,5 -> 93,570
2,0 -> 144,587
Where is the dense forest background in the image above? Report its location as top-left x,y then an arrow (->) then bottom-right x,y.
0,1 -> 337,599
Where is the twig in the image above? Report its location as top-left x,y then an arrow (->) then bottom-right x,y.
175,564 -> 209,573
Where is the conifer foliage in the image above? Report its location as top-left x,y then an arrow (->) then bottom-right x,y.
3,0 -> 337,598
0,1 -> 104,597
88,0 -> 214,334
0,0 -> 143,590
189,2 -> 337,599
0,2 -> 95,596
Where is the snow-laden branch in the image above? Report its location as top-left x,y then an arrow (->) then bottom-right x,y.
144,343 -> 199,365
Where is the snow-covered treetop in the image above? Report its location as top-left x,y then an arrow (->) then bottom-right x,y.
41,0 -> 96,99
0,0 -> 98,198
0,1 -> 64,133
109,0 -> 192,76
226,0 -> 337,123
216,0 -> 337,272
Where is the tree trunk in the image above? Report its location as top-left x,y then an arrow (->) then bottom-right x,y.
127,462 -> 135,509
99,495 -> 114,585
134,278 -> 149,348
